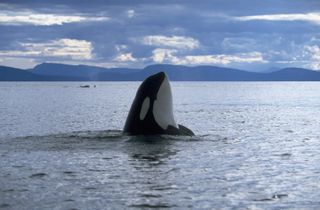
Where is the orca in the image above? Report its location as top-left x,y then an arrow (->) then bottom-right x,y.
123,72 -> 194,136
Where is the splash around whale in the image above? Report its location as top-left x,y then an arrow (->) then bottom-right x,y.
123,72 -> 194,136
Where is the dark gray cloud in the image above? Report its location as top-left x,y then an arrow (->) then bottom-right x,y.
0,0 -> 319,70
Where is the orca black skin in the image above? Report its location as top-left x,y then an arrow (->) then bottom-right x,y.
123,72 -> 194,136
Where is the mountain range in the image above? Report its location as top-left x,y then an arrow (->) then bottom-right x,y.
1,63 -> 320,81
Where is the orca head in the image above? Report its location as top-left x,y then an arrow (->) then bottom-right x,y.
124,71 -> 178,135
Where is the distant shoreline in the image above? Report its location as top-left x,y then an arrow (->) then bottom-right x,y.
1,63 -> 320,81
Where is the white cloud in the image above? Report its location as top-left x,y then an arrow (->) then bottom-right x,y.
303,45 -> 320,69
305,45 -> 320,60
271,43 -> 320,70
222,37 -> 258,51
0,12 -> 109,26
151,49 -> 265,65
235,13 -> 320,25
142,35 -> 200,50
127,10 -> 135,18
0,57 -> 37,69
178,52 -> 265,65
0,50 -> 41,57
115,44 -> 128,52
151,49 -> 178,63
114,53 -> 137,62
0,39 -> 93,60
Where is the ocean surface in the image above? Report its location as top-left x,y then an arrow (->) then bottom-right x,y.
0,82 -> 320,209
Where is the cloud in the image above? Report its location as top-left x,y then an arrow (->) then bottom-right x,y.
0,50 -> 40,57
151,49 -> 178,63
115,44 -> 128,52
141,35 -> 200,50
178,52 -> 266,65
114,53 -> 137,62
0,39 -> 93,60
269,42 -> 320,70
0,12 -> 109,26
235,13 -> 320,25
0,57 -> 37,69
303,45 -> 320,69
151,48 -> 265,65
127,9 -> 135,18
1,1 -> 319,71
222,37 -> 258,52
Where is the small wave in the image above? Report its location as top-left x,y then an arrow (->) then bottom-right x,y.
0,203 -> 11,208
21,130 -> 211,141
129,203 -> 177,208
51,129 -> 124,140
125,134 -> 197,142
29,173 -> 48,178
252,193 -> 288,202
2,130 -> 221,152
10,130 -> 125,143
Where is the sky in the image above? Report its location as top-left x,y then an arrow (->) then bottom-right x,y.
0,0 -> 320,71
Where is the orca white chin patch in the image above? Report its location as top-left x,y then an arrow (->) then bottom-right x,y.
153,76 -> 178,129
139,97 -> 150,120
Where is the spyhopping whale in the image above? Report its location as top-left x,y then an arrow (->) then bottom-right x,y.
123,72 -> 194,136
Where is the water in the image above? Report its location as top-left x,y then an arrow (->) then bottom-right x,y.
0,82 -> 320,209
